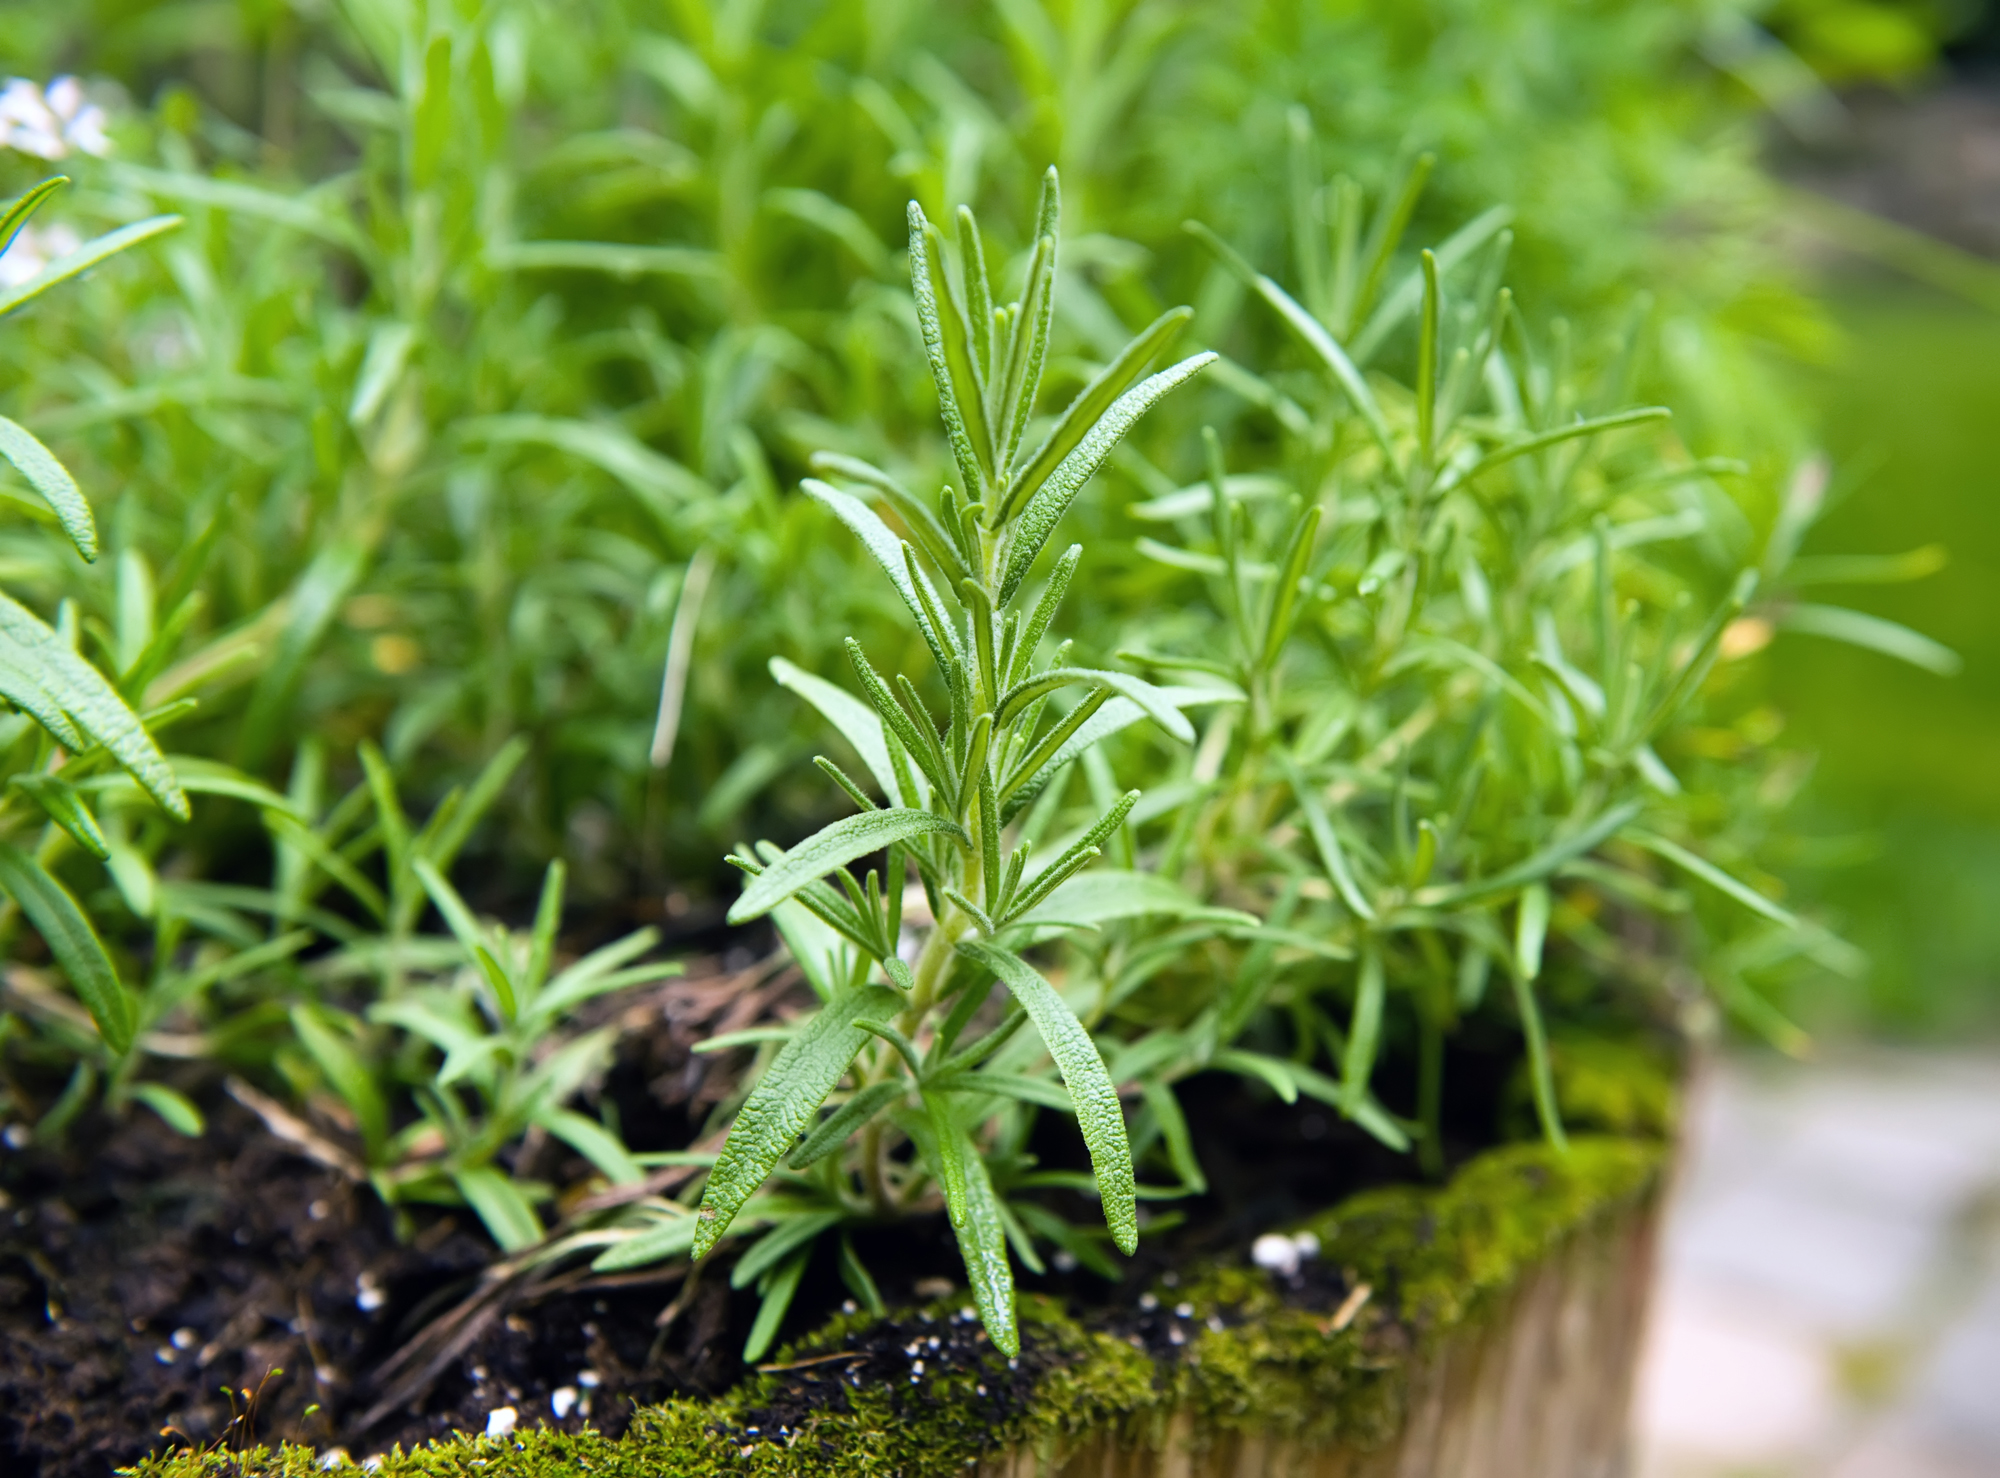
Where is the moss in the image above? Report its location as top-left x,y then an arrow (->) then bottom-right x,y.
127,1136 -> 1663,1478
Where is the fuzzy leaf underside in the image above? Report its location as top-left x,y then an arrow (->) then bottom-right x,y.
693,983 -> 902,1257
729,808 -> 964,924
956,940 -> 1137,1254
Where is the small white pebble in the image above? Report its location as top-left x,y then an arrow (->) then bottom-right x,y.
484,1406 -> 517,1440
927,1335 -> 939,1350
1138,1292 -> 1158,1311
576,1370 -> 600,1389
1007,1357 -> 1017,1370
1167,1325 -> 1185,1346
171,1326 -> 198,1350
975,1384 -> 987,1396
1052,1251 -> 1078,1273
841,1299 -> 857,1314
317,1450 -> 351,1470
355,1273 -> 386,1312
1292,1231 -> 1321,1261
155,1346 -> 176,1365
3,1124 -> 30,1150
550,1387 -> 577,1420
469,1364 -> 488,1383
1207,1314 -> 1225,1334
1175,1302 -> 1194,1318
904,1340 -> 921,1356
1251,1232 -> 1301,1278
911,1359 -> 924,1376
309,1200 -> 330,1221
959,1306 -> 976,1322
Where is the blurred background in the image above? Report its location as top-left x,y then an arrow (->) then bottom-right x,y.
1,1 -> 1997,1473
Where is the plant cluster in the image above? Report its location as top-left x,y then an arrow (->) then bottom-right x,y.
0,0 -> 1953,1381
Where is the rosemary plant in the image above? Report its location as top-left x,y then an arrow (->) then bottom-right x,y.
686,170 -> 1214,1357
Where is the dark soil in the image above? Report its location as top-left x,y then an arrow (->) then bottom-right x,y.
0,959 -> 1579,1478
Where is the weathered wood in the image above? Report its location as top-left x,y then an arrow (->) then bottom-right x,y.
979,1180 -> 1660,1478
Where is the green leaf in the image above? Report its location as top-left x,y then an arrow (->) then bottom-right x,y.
1515,882 -> 1551,981
0,594 -> 188,818
922,1090 -> 1019,1356
1510,970 -> 1568,1152
0,416 -> 96,560
1016,869 -> 1254,928
10,773 -> 109,858
453,1166 -> 542,1252
802,480 -> 961,671
1422,799 -> 1645,906
1000,354 -> 1217,602
728,808 -> 966,925
290,1004 -> 389,1152
131,1082 -> 204,1137
487,240 -> 725,279
928,1069 -> 1073,1112
591,1208 -> 701,1271
1341,941 -> 1385,1116
1283,755 -> 1374,920
1187,221 -> 1391,453
907,204 -> 990,502
743,1244 -> 812,1364
1445,408 -> 1672,493
694,983 -> 901,1257
955,941 -> 1136,1254
1141,1078 -> 1206,1194
789,1079 -> 907,1167
0,215 -> 182,319
0,840 -> 131,1053
537,1106 -> 645,1185
1000,307 -> 1193,520
771,656 -> 908,805
1779,603 -> 1961,676
1623,828 -> 1799,928
0,177 -> 66,259
731,1210 -> 842,1290
997,667 -> 1195,743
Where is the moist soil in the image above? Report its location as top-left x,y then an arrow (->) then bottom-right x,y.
1,961 -> 1543,1478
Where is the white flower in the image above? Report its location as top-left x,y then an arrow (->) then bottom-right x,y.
1,222 -> 82,289
0,76 -> 112,160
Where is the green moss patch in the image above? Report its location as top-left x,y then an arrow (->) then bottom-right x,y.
129,1134 -> 1662,1478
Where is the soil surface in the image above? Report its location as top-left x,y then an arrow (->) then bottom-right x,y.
1,958 -> 1549,1478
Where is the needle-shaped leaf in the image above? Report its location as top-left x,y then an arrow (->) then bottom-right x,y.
803,480 -> 961,670
789,1079 -> 907,1167
0,215 -> 182,320
1000,353 -> 1217,602
0,840 -> 131,1054
10,772 -> 109,858
453,1166 -> 542,1252
956,941 -> 1136,1254
908,204 -> 990,500
0,417 -> 96,560
921,1089 -> 1019,1355
729,809 -> 965,925
996,666 -> 1195,743
0,595 -> 187,818
1186,221 -> 1391,453
772,656 -> 908,806
1001,307 -> 1194,520
1340,940 -> 1385,1115
0,177 -> 66,259
693,983 -> 901,1257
